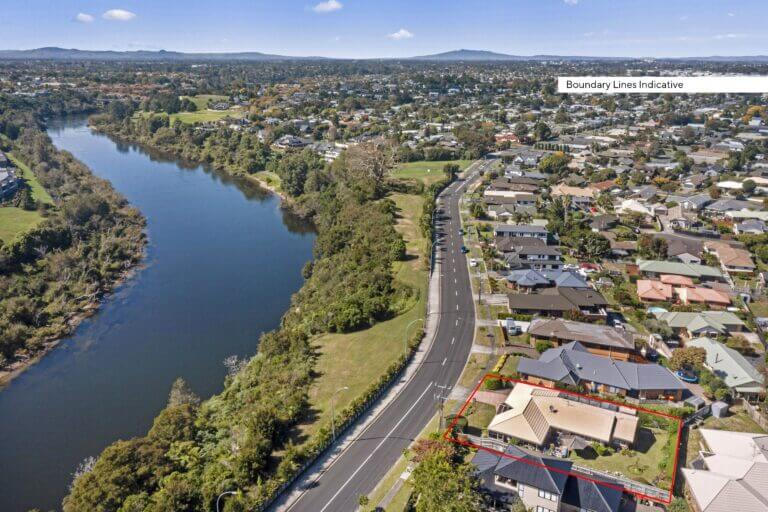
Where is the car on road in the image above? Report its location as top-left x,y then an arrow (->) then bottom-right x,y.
460,246 -> 469,254
458,228 -> 464,235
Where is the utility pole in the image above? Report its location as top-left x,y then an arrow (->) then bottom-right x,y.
434,384 -> 451,433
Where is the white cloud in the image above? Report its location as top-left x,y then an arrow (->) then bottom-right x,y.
563,0 -> 579,5
714,33 -> 744,40
728,12 -> 735,17
313,0 -> 343,13
102,9 -> 136,21
75,12 -> 94,23
387,28 -> 414,40
583,31 -> 595,37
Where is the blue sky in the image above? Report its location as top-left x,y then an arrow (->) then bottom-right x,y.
5,0 -> 768,58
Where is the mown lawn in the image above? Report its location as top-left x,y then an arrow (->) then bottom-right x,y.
181,94 -> 229,110
392,160 -> 472,186
0,207 -> 43,244
568,426 -> 674,488
7,153 -> 54,205
297,192 -> 428,439
133,107 -> 244,125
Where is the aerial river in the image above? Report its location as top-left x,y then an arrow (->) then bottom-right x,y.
0,117 -> 315,511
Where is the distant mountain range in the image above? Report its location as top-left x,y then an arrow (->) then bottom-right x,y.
0,47 -> 324,61
1,47 -> 767,63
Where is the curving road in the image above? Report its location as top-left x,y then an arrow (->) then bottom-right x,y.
279,161 -> 490,512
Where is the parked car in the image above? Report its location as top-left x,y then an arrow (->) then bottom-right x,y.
469,258 -> 478,267
460,246 -> 469,254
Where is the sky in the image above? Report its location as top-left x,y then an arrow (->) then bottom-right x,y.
4,0 -> 768,59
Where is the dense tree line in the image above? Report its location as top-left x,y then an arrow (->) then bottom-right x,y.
0,98 -> 146,370
65,108 -> 409,510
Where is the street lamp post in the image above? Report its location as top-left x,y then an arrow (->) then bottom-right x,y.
331,386 -> 349,442
216,491 -> 237,512
404,318 -> 425,358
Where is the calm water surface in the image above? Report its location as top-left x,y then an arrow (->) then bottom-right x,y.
0,117 -> 314,511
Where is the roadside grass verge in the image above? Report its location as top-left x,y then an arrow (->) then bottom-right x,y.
296,191 -> 428,441
393,160 -> 472,186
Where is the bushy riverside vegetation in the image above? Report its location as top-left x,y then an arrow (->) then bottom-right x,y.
64,107 -> 413,511
0,97 -> 146,374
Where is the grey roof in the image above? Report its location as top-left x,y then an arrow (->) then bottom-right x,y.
518,342 -> 686,392
706,199 -> 762,212
506,269 -> 588,290
687,337 -> 765,391
528,318 -> 635,351
472,445 -> 622,512
563,471 -> 624,512
495,224 -> 549,234
473,445 -> 572,494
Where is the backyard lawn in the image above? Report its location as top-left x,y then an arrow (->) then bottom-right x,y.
568,426 -> 675,488
0,207 -> 43,244
392,160 -> 472,186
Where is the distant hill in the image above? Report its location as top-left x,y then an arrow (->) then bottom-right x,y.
409,49 -> 632,61
0,47 -> 324,61
1,47 -> 767,63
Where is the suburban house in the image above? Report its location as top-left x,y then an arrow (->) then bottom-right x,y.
528,318 -> 637,361
704,241 -> 756,275
517,342 -> 687,401
636,279 -> 731,307
687,337 -> 765,401
637,260 -> 726,283
495,224 -> 549,243
654,311 -> 746,338
683,429 -> 768,512
506,269 -> 589,291
0,168 -> 19,200
507,288 -> 608,320
503,244 -> 564,271
472,444 -> 624,512
487,384 -> 639,449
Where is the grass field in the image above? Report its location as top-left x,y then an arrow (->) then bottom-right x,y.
392,160 -> 473,186
181,94 -> 229,110
7,153 -> 54,205
297,191 -> 428,440
0,207 -> 43,244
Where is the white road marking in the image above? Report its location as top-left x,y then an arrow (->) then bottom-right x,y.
455,319 -> 459,326
451,337 -> 455,345
455,290 -> 458,296
442,358 -> 447,366
456,304 -> 459,311
317,383 -> 434,512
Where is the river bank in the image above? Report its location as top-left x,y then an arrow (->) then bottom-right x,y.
0,117 -> 315,512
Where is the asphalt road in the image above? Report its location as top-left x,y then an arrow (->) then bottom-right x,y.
280,162 -> 489,512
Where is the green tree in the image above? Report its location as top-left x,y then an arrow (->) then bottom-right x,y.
669,347 -> 707,372
411,451 -> 485,512
533,121 -> 552,142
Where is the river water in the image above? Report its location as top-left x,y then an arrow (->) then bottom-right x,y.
0,117 -> 314,511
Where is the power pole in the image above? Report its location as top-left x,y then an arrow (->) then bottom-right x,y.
434,384 -> 451,433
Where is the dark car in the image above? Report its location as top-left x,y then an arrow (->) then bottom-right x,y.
460,246 -> 469,254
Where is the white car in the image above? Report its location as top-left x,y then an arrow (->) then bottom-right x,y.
469,258 -> 478,267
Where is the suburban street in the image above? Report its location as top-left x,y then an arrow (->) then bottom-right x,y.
279,162 -> 489,512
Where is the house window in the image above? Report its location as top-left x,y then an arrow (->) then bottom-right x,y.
536,507 -> 554,512
537,489 -> 557,501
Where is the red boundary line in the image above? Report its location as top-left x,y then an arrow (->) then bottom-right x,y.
442,374 -> 683,505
